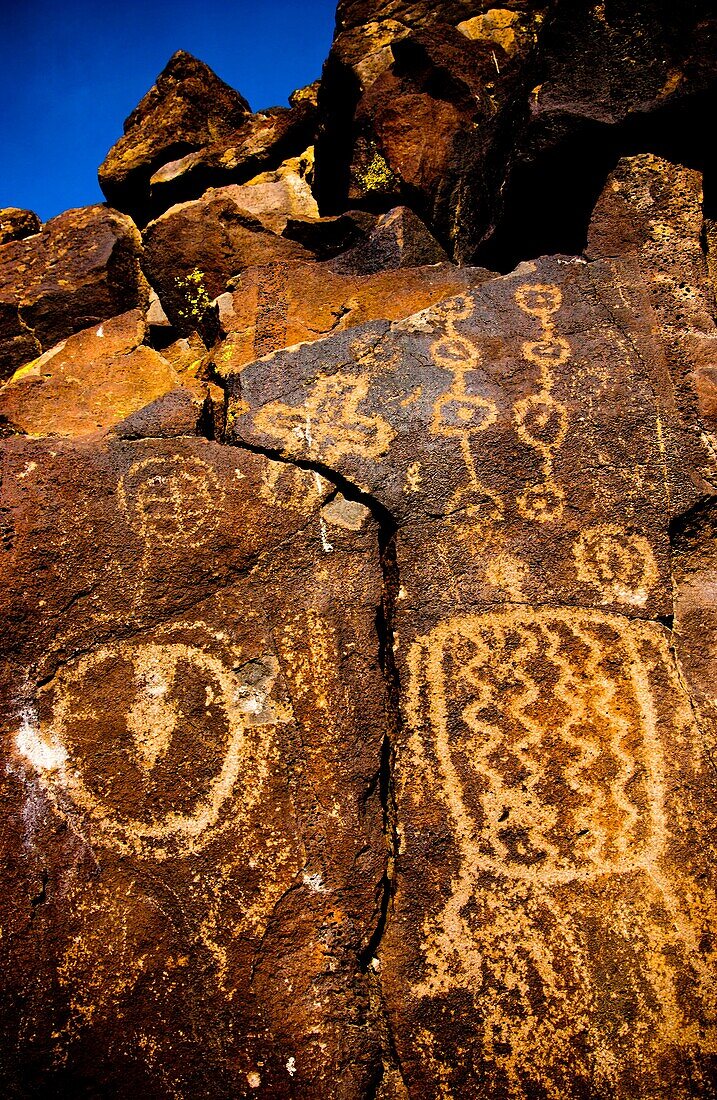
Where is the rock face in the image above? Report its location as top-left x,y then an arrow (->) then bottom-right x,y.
0,205 -> 147,381
228,259 -> 716,1096
2,7 -> 717,1099
315,0 -> 717,264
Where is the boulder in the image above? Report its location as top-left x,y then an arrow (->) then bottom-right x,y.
0,208 -> 41,246
329,205 -> 448,274
586,155 -> 717,459
145,85 -> 320,220
0,310 -> 205,438
98,51 -> 251,223
315,1 -> 717,264
0,205 -> 147,381
226,256 -> 717,1096
141,190 -> 313,335
282,209 -> 378,259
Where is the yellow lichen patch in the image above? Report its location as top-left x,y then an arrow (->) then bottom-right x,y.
355,148 -> 396,194
175,267 -> 211,326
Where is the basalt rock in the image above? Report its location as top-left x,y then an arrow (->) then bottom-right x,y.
227,256 -> 717,1097
2,5 -> 717,1098
315,1 -> 717,265
0,205 -> 147,381
141,190 -> 313,335
329,205 -> 448,275
145,86 -> 320,221
586,154 -> 717,449
0,310 -> 207,438
212,258 -> 493,373
98,51 -> 251,223
0,208 -> 41,246
0,434 -> 388,1097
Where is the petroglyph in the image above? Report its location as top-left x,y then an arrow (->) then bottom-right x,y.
407,608 -> 667,885
484,552 -> 529,599
253,372 -> 395,463
22,625 -> 290,859
403,606 -> 715,1096
118,454 -> 224,548
430,297 -> 503,540
259,459 -> 326,513
574,525 -> 659,606
513,284 -> 569,522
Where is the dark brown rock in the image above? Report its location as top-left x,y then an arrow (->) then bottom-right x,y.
145,87 -> 320,220
141,190 -> 313,336
282,209 -> 378,259
315,1 -> 717,265
98,51 -> 252,223
329,205 -> 448,274
227,256 -> 716,1096
0,433 -> 388,1097
0,208 -> 41,246
0,205 -> 147,381
314,4 -> 548,256
586,155 -> 717,464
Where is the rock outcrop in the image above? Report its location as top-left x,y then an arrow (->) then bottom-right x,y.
2,5 -> 717,1098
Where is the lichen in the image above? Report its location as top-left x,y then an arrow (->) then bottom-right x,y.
356,147 -> 396,194
175,267 -> 211,326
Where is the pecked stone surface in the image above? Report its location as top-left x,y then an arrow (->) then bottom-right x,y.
586,154 -> 717,450
228,258 -> 717,1096
0,433 -> 390,1097
0,205 -> 147,381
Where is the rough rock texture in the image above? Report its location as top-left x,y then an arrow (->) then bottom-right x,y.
141,190 -> 314,335
315,1 -> 717,264
145,89 -> 319,222
228,257 -> 717,1097
98,51 -> 251,222
213,259 -> 493,374
1,436 -> 388,1096
99,50 -> 319,224
586,154 -> 717,448
0,208 -> 41,246
0,310 -> 207,438
0,205 -> 147,381
2,5 -> 717,1098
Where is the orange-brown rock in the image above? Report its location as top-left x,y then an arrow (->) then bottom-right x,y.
0,205 -> 147,381
0,208 -> 41,246
316,1 -> 717,264
145,87 -> 320,220
0,310 -> 206,438
228,257 -> 717,1097
141,191 -> 313,335
98,51 -> 251,223
212,258 -> 493,373
3,3 -> 717,1097
0,434 -> 388,1097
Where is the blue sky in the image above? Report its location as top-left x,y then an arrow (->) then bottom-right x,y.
1,0 -> 337,222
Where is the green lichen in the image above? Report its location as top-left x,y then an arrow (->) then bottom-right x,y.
175,268 -> 211,326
